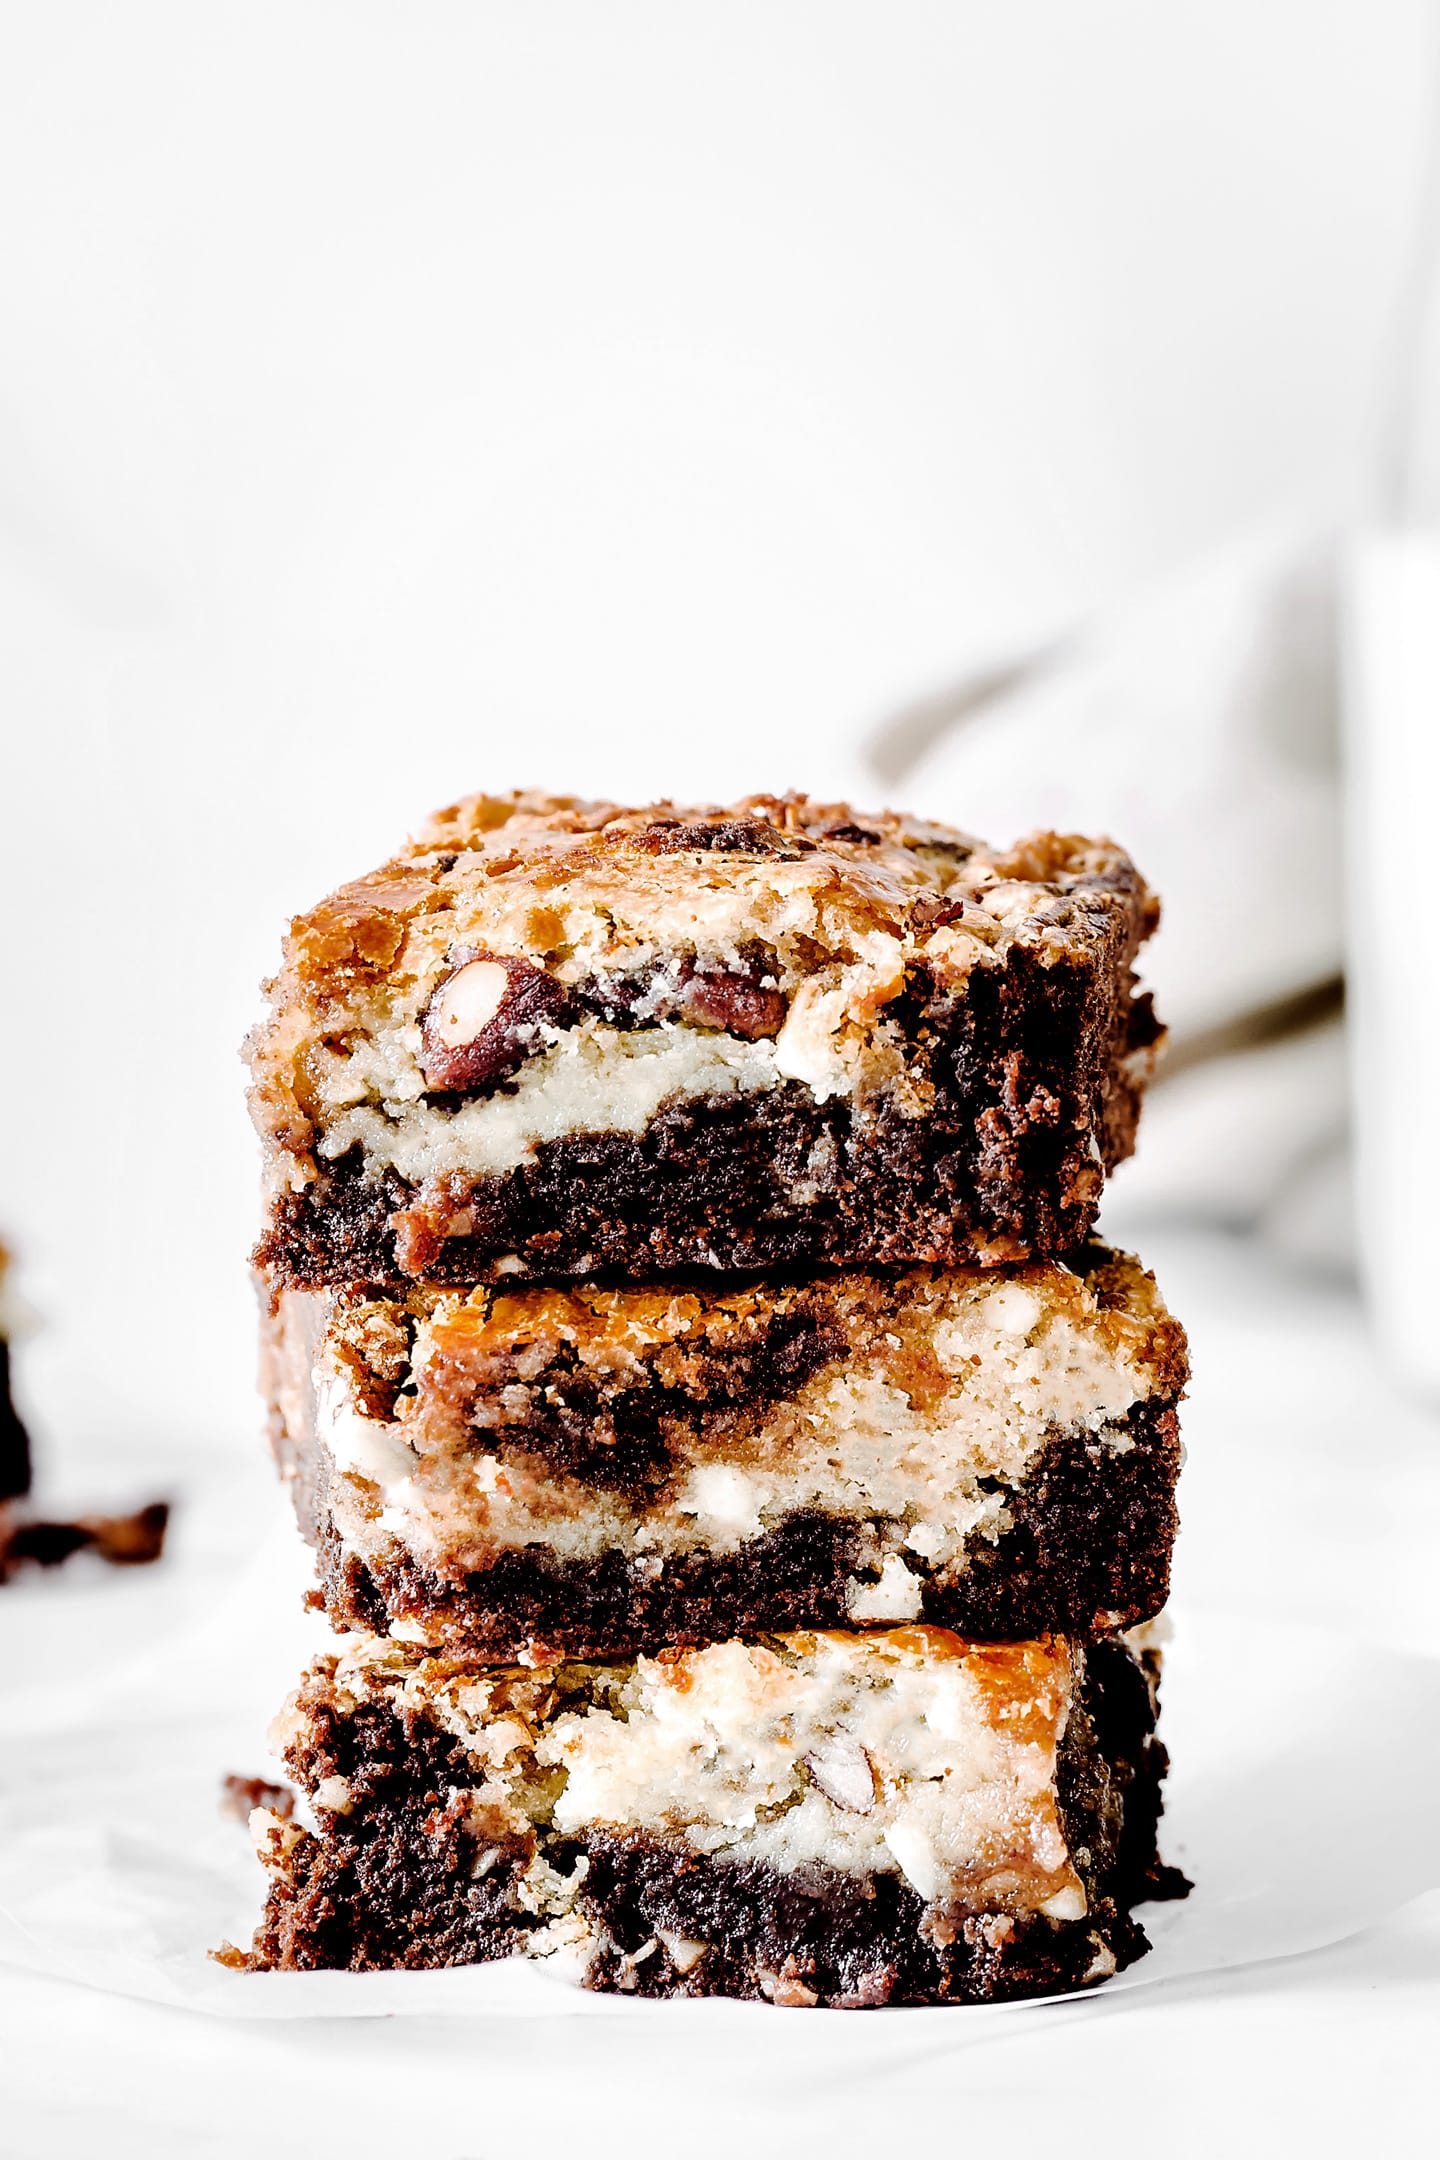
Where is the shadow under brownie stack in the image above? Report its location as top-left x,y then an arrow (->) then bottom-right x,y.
239,791 -> 1189,2006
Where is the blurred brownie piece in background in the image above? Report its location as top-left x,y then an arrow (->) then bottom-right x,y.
0,1239 -> 170,1583
0,1243 -> 32,1519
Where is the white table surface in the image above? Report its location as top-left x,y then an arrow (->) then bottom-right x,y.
4,1227 -> 1438,2159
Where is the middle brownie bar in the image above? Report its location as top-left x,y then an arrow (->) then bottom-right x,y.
264,1243 -> 1186,1659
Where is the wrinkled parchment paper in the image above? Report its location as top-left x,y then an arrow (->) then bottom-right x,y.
3,1528 -> 1436,2021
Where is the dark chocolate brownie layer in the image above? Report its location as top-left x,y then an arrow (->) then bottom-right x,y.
580,1835 -> 1151,2005
299,1398 -> 1181,1658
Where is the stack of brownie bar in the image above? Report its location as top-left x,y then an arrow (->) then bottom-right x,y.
238,792 -> 1188,2005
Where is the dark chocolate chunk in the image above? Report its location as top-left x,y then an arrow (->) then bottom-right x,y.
629,818 -> 814,857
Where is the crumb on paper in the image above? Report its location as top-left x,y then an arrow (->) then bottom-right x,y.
0,1500 -> 171,1582
220,1774 -> 296,1825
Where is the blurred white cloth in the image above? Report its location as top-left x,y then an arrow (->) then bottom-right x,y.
1342,533 -> 1440,1395
875,528 -> 1351,1269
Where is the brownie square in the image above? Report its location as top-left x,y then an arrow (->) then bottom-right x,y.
240,1625 -> 1182,2004
263,1244 -> 1186,1659
248,793 -> 1161,1287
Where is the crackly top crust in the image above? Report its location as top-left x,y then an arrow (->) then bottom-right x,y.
247,791 -> 1157,1184
321,1241 -> 1187,1426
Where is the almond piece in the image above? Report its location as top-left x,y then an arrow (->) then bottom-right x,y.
803,1739 -> 878,1814
429,959 -> 510,1050
421,953 -> 569,1092
678,966 -> 787,1040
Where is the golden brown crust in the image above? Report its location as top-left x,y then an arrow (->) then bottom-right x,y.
330,1244 -> 1187,1411
261,789 -> 1147,1018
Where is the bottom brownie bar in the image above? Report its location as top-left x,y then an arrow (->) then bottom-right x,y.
240,1624 -> 1181,2005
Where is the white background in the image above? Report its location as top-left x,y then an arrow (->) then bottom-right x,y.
3,0 -> 1433,1457
3,6 -> 1438,2153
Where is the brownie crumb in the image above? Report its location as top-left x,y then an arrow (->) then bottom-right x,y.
221,1774 -> 295,1824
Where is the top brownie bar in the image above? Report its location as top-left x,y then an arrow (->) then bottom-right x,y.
249,792 -> 1161,1288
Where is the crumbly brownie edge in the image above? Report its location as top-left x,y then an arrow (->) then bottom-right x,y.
254,943 -> 1150,1289
297,1398 -> 1182,1658
242,1689 -> 544,1974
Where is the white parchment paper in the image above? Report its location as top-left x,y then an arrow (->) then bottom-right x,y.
3,1533 -> 1436,2023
